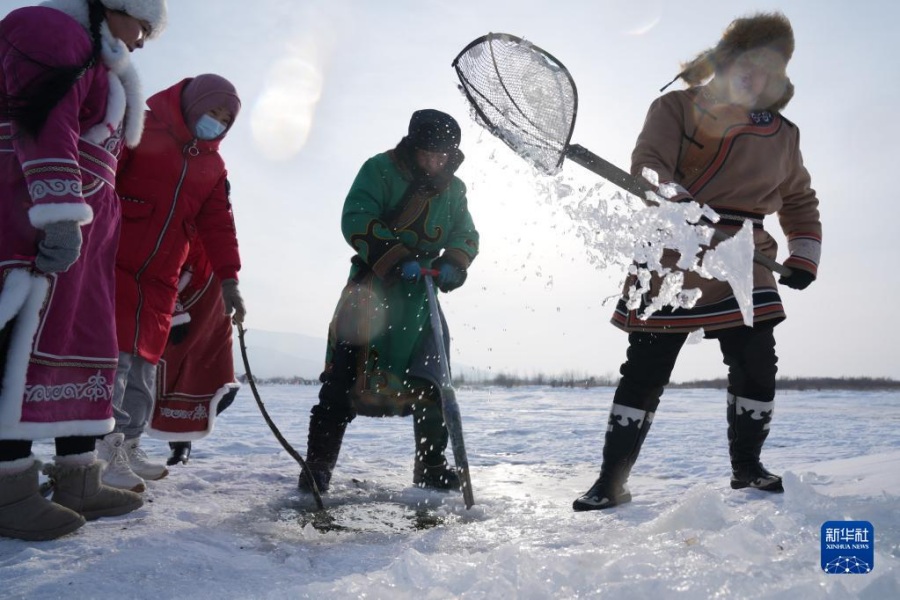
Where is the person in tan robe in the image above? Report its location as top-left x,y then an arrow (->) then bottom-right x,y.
574,12 -> 822,511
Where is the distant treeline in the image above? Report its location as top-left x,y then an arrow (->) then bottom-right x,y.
457,374 -> 900,390
235,374 -> 318,386
236,373 -> 900,391
455,372 -> 618,388
669,377 -> 900,391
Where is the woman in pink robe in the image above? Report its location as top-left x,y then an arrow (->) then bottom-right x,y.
0,0 -> 166,542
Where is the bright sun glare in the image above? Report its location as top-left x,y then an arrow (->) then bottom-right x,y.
251,39 -> 324,161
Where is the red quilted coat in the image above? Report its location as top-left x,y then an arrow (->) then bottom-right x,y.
115,79 -> 240,364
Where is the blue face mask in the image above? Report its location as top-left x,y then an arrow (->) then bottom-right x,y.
194,114 -> 227,140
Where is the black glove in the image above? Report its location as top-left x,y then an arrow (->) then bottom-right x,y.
432,256 -> 467,292
779,268 -> 815,290
168,323 -> 189,346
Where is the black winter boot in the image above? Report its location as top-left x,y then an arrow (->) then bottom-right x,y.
299,342 -> 358,493
298,405 -> 350,493
727,393 -> 783,493
298,388 -> 354,493
573,404 -> 654,511
167,442 -> 192,466
412,403 -> 460,491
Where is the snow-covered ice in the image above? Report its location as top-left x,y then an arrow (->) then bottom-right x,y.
1,385 -> 897,599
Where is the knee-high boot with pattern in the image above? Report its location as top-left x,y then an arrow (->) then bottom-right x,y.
727,393 -> 783,492
573,404 -> 654,511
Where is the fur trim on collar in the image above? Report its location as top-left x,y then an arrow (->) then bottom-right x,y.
40,0 -> 145,146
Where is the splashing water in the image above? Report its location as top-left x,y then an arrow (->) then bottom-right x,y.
695,220 -> 755,326
462,126 -> 755,319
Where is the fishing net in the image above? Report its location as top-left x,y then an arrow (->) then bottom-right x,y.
452,33 -> 577,175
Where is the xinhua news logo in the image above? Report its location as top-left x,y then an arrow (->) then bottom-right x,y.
821,521 -> 874,574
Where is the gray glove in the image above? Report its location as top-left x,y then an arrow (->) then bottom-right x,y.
221,279 -> 246,324
36,220 -> 82,274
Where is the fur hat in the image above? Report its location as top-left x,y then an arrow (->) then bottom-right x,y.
99,0 -> 167,39
407,109 -> 461,152
180,74 -> 241,134
665,12 -> 795,111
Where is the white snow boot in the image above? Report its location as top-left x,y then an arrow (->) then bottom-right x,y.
0,458 -> 85,541
125,437 -> 168,481
96,433 -> 145,492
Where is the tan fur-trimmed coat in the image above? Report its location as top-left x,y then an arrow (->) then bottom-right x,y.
612,86 -> 821,333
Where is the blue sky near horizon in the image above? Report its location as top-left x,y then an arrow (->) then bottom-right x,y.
4,0 -> 898,381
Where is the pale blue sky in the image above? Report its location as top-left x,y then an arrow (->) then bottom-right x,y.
6,0 -> 898,380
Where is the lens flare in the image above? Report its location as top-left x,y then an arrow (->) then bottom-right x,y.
251,40 -> 325,161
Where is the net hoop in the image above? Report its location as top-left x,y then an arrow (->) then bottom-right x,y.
452,33 -> 578,175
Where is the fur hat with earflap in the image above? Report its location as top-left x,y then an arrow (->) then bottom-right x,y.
664,12 -> 795,112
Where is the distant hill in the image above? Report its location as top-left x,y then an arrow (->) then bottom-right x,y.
670,377 -> 900,391
231,328 -> 482,382
232,329 -> 325,380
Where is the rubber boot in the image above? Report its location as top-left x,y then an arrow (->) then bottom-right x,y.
167,441 -> 192,466
43,461 -> 144,521
412,402 -> 460,490
727,393 -> 783,492
0,459 -> 85,541
573,404 -> 654,511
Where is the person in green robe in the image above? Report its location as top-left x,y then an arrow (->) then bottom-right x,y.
300,109 -> 479,493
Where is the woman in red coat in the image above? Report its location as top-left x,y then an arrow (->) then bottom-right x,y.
145,240 -> 241,465
101,74 -> 246,492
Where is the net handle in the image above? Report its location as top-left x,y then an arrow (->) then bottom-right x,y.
565,144 -> 792,277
